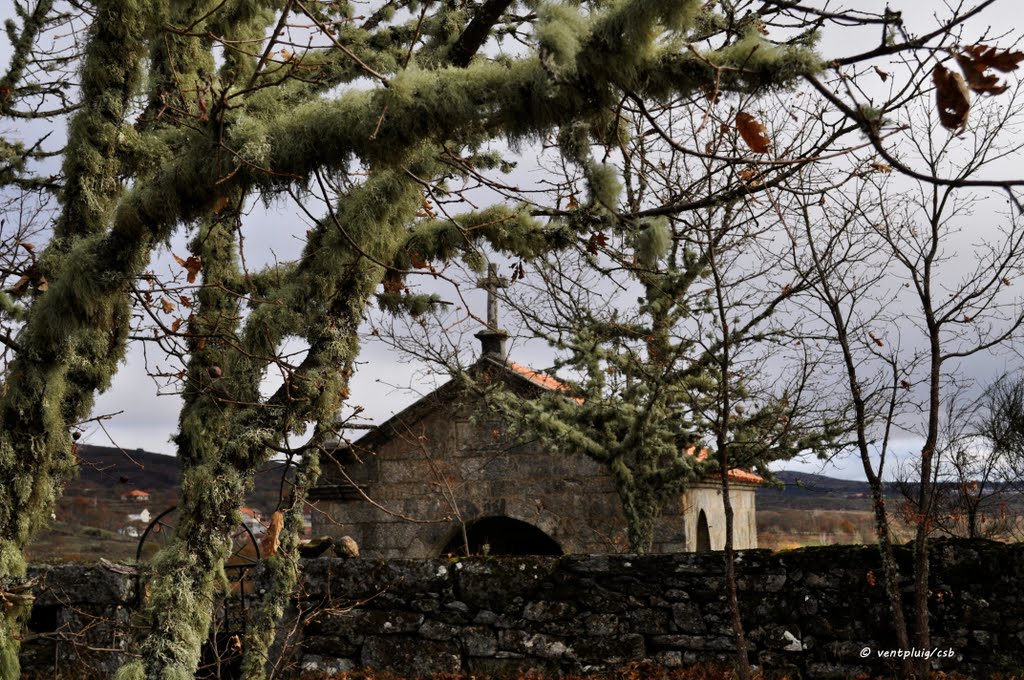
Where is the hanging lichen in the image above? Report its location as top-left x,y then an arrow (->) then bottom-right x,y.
0,0 -> 827,675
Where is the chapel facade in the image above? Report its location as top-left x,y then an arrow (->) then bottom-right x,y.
310,268 -> 760,557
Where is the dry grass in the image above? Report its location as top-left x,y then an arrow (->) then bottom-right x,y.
757,509 -> 912,552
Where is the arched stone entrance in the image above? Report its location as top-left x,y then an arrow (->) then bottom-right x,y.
696,509 -> 711,552
441,516 -> 563,556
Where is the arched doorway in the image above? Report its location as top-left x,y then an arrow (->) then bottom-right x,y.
696,509 -> 711,552
441,516 -> 563,556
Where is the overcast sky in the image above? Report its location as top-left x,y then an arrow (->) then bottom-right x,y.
4,1 -> 1024,482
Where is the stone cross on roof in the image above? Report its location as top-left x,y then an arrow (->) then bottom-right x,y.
477,262 -> 508,330
475,262 -> 509,359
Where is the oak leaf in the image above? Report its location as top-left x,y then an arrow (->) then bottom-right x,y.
586,231 -> 608,255
933,65 -> 970,132
955,53 -> 1007,95
968,44 -> 1024,72
956,44 -> 1024,95
735,112 -> 771,154
173,253 -> 203,283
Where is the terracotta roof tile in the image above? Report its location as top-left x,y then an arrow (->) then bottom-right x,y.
506,362 -> 761,482
506,361 -> 584,403
507,361 -> 569,391
687,446 -> 764,485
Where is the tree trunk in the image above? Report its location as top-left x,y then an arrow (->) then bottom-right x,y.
241,448 -> 322,680
625,502 -> 658,554
721,466 -> 752,680
867,479 -> 913,677
0,1 -> 147,673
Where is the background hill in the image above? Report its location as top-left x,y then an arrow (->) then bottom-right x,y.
70,444 -> 288,500
26,449 -> 1021,561
756,471 -> 874,511
26,445 -> 292,563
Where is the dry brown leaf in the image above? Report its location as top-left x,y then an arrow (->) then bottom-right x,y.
382,270 -> 405,294
173,253 -> 203,282
184,256 -> 202,283
410,252 -> 429,269
170,318 -> 183,334
874,65 -> 890,82
933,65 -> 970,132
955,53 -> 1007,95
261,511 -> 284,557
961,43 -> 1024,73
737,167 -> 759,182
586,231 -> 608,255
869,161 -> 892,173
160,297 -> 174,314
736,112 -> 771,154
416,197 -> 437,218
953,44 -> 1024,96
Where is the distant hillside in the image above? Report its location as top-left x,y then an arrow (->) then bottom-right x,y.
73,444 -> 181,492
757,471 -> 874,511
26,445 -> 294,563
70,444 -> 290,504
757,470 -> 1024,512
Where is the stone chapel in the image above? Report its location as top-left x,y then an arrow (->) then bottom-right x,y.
310,267 -> 761,557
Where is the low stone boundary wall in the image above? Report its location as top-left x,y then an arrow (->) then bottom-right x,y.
21,564 -> 136,677
296,540 -> 1023,679
17,539 -> 1024,679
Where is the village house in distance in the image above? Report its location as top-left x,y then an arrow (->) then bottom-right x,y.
311,266 -> 761,557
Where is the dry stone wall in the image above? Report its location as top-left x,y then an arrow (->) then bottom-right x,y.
19,539 -> 1024,679
21,564 -> 136,677
297,539 -> 1023,679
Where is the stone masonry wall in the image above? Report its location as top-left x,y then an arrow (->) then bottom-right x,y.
314,377 -> 759,558
19,540 -> 1024,679
20,564 -> 136,678
297,539 -> 1023,679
